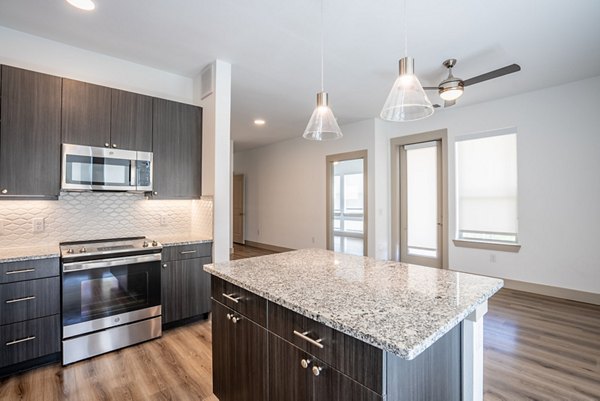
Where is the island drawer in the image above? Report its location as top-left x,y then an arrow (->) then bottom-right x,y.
268,301 -> 383,394
0,277 -> 60,325
0,258 -> 59,284
211,276 -> 267,327
162,243 -> 212,262
0,314 -> 61,368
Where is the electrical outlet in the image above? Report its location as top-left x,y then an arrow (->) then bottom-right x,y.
32,218 -> 45,233
489,253 -> 496,263
160,215 -> 168,226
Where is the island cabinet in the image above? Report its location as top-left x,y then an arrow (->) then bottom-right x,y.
161,242 -> 212,326
211,275 -> 463,401
0,257 -> 61,376
152,98 -> 202,199
0,65 -> 62,198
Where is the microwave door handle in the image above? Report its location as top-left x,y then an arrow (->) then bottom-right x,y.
130,160 -> 137,188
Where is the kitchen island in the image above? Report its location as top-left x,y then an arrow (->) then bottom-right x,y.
204,249 -> 503,401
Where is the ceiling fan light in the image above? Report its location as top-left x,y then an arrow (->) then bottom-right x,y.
380,58 -> 434,122
303,92 -> 343,141
440,87 -> 464,101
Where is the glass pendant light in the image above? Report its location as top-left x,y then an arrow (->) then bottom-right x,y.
380,0 -> 434,122
303,0 -> 342,140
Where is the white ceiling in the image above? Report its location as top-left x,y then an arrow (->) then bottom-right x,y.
1,0 -> 599,152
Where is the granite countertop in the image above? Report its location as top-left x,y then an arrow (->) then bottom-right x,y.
205,248 -> 503,360
156,235 -> 213,247
0,245 -> 60,263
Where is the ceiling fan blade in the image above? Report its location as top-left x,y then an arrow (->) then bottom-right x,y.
463,64 -> 521,87
423,86 -> 439,90
444,100 -> 456,108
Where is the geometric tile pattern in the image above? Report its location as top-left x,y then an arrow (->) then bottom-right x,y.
0,192 -> 213,247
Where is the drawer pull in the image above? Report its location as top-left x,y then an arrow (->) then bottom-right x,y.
223,293 -> 241,303
180,250 -> 197,255
5,295 -> 36,304
5,268 -> 35,275
226,313 -> 241,323
6,336 -> 36,346
312,365 -> 323,376
300,358 -> 312,369
293,330 -> 324,349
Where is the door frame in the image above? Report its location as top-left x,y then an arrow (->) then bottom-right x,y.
325,150 -> 368,256
232,174 -> 245,244
390,130 -> 448,268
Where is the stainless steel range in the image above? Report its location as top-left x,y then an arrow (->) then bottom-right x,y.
60,237 -> 163,365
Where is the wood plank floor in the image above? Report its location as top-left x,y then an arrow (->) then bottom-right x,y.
1,244 -> 598,401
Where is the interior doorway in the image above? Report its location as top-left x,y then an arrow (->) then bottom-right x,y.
326,150 -> 368,256
391,130 -> 448,268
232,174 -> 244,244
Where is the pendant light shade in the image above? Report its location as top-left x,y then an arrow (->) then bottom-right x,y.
303,92 -> 342,141
380,57 -> 434,122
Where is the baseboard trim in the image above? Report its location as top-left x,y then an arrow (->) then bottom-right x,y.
244,240 -> 294,253
503,279 -> 600,306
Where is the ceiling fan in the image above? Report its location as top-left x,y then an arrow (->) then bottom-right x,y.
424,59 -> 521,108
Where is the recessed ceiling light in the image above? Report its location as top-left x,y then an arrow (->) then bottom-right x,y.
254,119 -> 266,126
66,0 -> 96,11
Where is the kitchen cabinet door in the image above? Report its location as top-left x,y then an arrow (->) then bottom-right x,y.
110,89 -> 153,151
161,257 -> 211,324
212,301 -> 237,401
0,65 -> 62,198
212,301 -> 268,401
313,363 -> 382,401
269,333 -> 313,401
62,78 -> 111,148
152,98 -> 202,199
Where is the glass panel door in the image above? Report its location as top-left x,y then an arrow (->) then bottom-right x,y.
327,151 -> 367,256
400,141 -> 442,267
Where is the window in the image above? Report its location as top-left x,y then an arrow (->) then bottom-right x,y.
455,129 -> 519,248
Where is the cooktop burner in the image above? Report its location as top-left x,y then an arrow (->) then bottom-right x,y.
60,236 -> 162,259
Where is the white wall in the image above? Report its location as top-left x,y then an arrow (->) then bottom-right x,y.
234,119 -> 377,256
235,76 -> 600,294
0,26 -> 194,103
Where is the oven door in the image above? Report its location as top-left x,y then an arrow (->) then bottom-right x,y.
62,253 -> 161,339
62,143 -> 138,191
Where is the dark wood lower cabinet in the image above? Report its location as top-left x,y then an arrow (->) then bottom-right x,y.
161,257 -> 211,324
212,301 -> 268,401
211,277 -> 462,401
0,315 -> 60,368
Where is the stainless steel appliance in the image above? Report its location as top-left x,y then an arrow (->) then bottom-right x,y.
60,237 -> 162,365
61,143 -> 153,192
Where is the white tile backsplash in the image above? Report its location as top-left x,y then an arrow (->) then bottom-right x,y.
0,192 -> 213,247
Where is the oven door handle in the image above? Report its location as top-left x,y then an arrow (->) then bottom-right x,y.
62,253 -> 162,273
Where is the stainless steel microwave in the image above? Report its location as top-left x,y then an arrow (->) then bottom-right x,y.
61,144 -> 153,192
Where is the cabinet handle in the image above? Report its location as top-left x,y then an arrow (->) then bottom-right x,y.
112,144 -> 117,148
293,330 -> 324,349
180,250 -> 197,255
104,143 -> 110,147
312,365 -> 323,376
300,358 -> 312,369
1,189 -> 7,194
6,336 -> 36,346
222,293 -> 241,303
153,191 -> 158,195
5,268 -> 35,275
226,313 -> 241,323
162,264 -> 168,269
5,295 -> 36,304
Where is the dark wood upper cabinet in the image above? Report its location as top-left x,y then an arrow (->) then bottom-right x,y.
0,65 -> 62,198
111,89 -> 153,151
152,98 -> 202,199
62,78 -> 111,148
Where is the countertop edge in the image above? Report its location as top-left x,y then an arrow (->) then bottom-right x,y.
0,251 -> 60,264
159,238 -> 213,247
205,265 -> 504,360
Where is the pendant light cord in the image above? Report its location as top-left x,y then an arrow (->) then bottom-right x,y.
403,0 -> 407,58
320,0 -> 324,92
